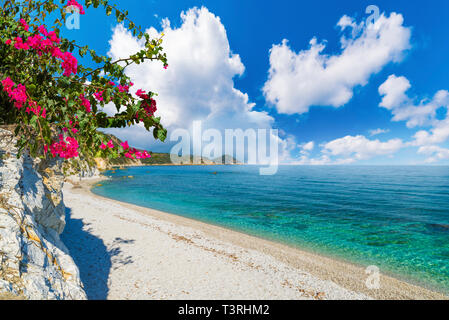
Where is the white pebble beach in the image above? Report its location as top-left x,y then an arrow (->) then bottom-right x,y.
61,177 -> 448,300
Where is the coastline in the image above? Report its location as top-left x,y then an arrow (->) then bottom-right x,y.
109,163 -> 242,168
63,176 -> 448,300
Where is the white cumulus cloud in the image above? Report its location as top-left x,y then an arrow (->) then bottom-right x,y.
105,7 -> 290,162
322,135 -> 403,160
379,75 -> 449,128
417,145 -> 449,163
300,141 -> 314,152
376,73 -> 449,164
262,12 -> 411,115
412,117 -> 449,146
369,128 -> 390,136
291,135 -> 403,165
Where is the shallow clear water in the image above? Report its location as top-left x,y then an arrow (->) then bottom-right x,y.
92,165 -> 449,293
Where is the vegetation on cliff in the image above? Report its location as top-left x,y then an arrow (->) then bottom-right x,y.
99,133 -> 239,166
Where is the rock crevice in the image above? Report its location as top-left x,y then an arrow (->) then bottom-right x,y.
0,128 -> 86,300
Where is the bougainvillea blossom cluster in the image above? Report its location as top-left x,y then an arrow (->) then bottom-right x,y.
47,135 -> 79,159
119,140 -> 150,159
66,0 -> 86,15
5,20 -> 78,77
118,82 -> 133,92
136,89 -> 157,120
94,90 -> 104,101
1,77 -> 47,118
0,0 -> 167,164
97,139 -> 151,159
79,94 -> 91,113
125,148 -> 151,160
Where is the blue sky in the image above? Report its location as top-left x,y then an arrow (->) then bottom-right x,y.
64,0 -> 449,164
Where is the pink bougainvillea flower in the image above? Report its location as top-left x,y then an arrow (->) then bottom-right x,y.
66,0 -> 86,15
100,143 -> 107,150
94,91 -> 104,102
140,98 -> 157,118
1,77 -> 15,92
38,25 -> 48,36
79,94 -> 91,113
27,34 -> 43,51
136,89 -> 147,98
1,78 -> 32,110
13,37 -> 30,50
107,140 -> 114,149
134,151 -> 142,159
19,19 -> 29,31
49,135 -> 79,159
13,25 -> 79,77
11,84 -> 28,109
2,78 -> 47,117
118,84 -> 130,93
135,89 -> 157,117
60,52 -> 78,76
124,152 -> 134,159
123,147 -> 151,159
47,31 -> 60,44
121,141 -> 130,150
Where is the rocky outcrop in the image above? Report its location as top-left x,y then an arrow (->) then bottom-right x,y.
0,128 -> 86,300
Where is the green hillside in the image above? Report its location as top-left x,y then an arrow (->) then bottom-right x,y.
99,132 -> 238,167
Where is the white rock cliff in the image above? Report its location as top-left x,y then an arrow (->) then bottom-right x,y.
0,128 -> 86,300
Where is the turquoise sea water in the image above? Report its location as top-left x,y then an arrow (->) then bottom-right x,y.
92,165 -> 449,293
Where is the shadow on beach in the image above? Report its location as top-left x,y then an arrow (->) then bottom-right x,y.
61,207 -> 136,300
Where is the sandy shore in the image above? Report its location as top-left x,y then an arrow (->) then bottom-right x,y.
61,177 -> 448,300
